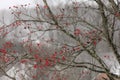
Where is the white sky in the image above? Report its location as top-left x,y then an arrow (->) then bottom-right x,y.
0,0 -> 67,10
0,0 -> 86,10
0,0 -> 36,10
